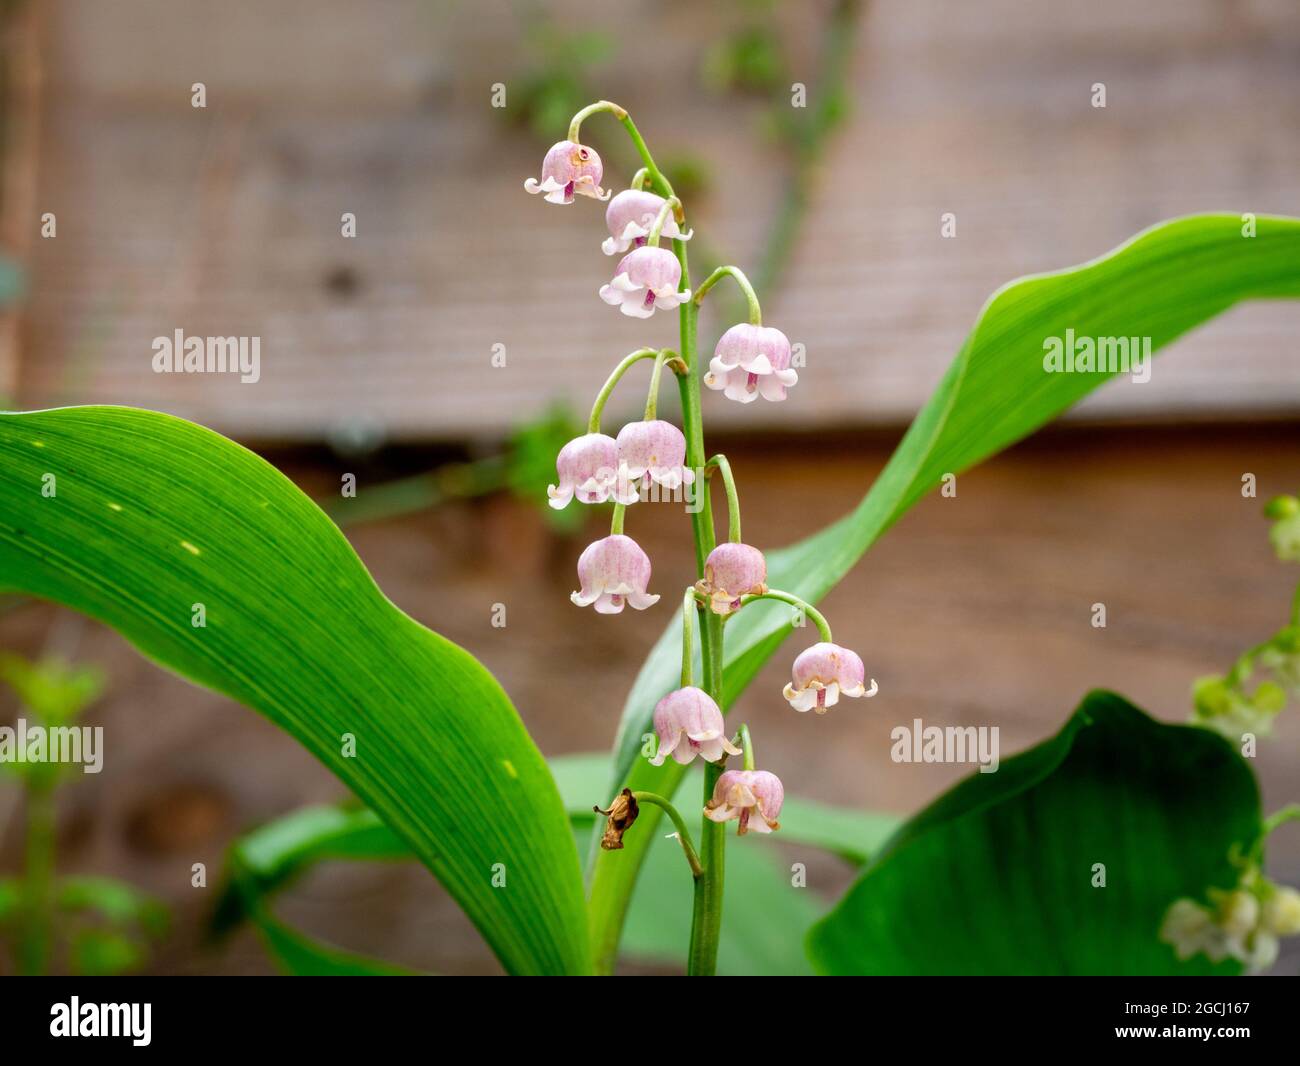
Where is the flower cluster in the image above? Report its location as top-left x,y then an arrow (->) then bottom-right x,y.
1161,868 -> 1300,973
530,104 -> 876,979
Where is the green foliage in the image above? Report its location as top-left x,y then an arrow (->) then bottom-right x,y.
807,693 -> 1261,975
0,407 -> 590,975
588,213 -> 1300,968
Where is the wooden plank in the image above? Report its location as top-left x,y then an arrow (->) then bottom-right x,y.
15,0 -> 1300,440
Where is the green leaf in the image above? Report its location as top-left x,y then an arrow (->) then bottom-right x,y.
807,692 -> 1261,975
589,213 -> 1300,969
0,406 -> 589,975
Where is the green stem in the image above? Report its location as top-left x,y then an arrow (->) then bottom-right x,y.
644,349 -> 670,421
736,589 -> 833,642
630,166 -> 650,190
693,265 -> 762,325
681,587 -> 699,688
647,197 -> 682,247
632,792 -> 703,879
689,757 -> 725,976
738,723 -> 755,771
1264,804 -> 1300,836
705,455 -> 742,543
610,502 -> 626,536
576,101 -> 725,978
589,347 -> 659,433
568,100 -> 627,143
18,778 -> 56,976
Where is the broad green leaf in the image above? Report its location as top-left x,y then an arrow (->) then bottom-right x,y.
588,213 -> 1300,970
0,406 -> 589,975
807,692 -> 1261,974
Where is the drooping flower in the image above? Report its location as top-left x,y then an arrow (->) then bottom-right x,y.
704,323 -> 798,403
524,140 -> 608,204
696,542 -> 767,615
704,769 -> 784,835
602,189 -> 692,255
783,642 -> 874,713
547,432 -> 635,510
616,420 -> 695,494
649,687 -> 742,767
599,247 -> 690,318
570,534 -> 660,614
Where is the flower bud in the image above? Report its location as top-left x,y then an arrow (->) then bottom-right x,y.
696,542 -> 767,615
1262,886 -> 1300,936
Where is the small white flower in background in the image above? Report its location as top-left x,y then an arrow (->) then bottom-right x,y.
1160,874 -> 1300,973
1190,675 -> 1285,740
602,189 -> 692,255
570,534 -> 660,614
524,140 -> 609,204
599,247 -> 690,318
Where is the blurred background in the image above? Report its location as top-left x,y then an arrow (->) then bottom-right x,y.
0,0 -> 1298,974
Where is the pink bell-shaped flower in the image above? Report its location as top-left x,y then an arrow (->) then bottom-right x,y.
697,542 -> 767,615
524,140 -> 609,204
649,687 -> 742,766
570,534 -> 661,614
704,323 -> 798,403
599,247 -> 690,319
547,433 -> 636,510
704,769 -> 784,835
616,420 -> 695,492
783,642 -> 873,713
602,189 -> 693,255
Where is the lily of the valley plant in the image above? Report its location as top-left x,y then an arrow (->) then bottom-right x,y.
529,101 -> 875,974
